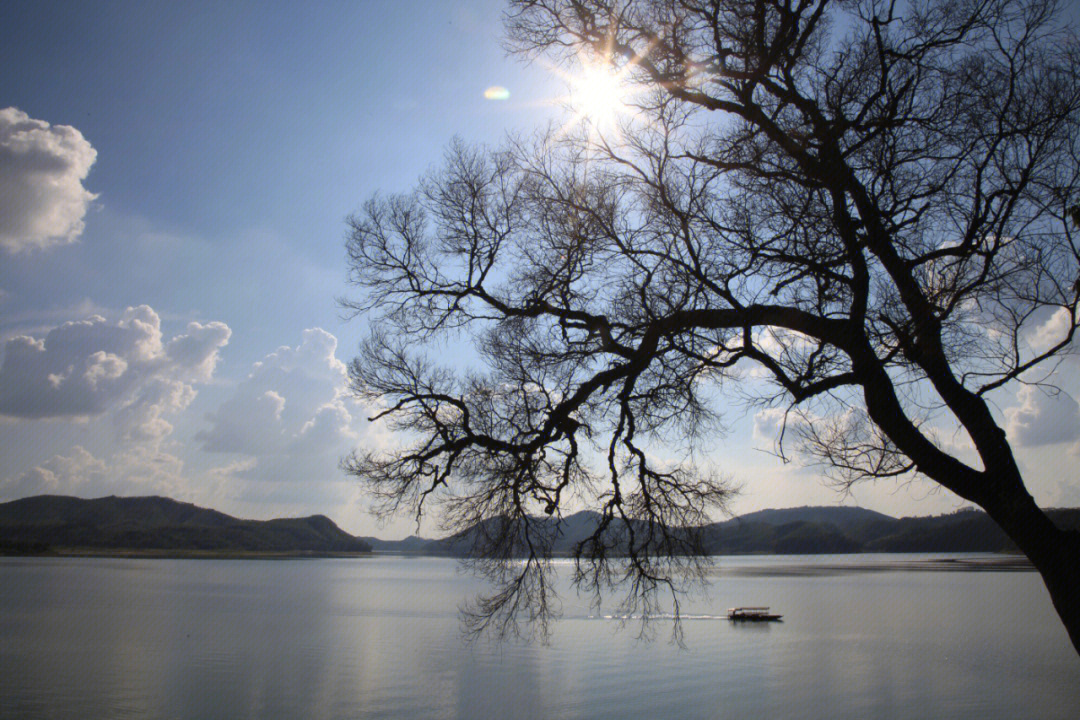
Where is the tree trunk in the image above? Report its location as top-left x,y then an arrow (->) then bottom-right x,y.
982,490 -> 1080,656
1032,531 -> 1080,656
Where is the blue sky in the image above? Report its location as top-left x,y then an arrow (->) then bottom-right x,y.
1,0 -> 557,357
2,1 -> 1079,536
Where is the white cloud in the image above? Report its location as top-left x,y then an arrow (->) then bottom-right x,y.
0,305 -> 230,441
0,107 -> 98,252
114,377 -> 198,441
0,444 -> 187,501
751,406 -> 817,449
295,401 -> 359,452
196,327 -> 352,457
1005,385 -> 1080,448
1051,478 -> 1080,508
0,323 -> 395,534
179,327 -> 393,528
1023,306 -> 1075,362
165,321 -> 233,382
752,407 -> 789,444
188,325 -> 405,526
1025,306 -> 1077,358
730,327 -> 819,382
0,446 -> 106,499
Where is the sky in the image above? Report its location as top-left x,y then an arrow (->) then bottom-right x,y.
2,0 -> 1079,537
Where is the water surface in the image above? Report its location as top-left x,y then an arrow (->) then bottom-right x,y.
1,554 -> 1076,719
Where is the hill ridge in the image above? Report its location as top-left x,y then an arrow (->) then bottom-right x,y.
0,494 -> 371,554
4,495 -> 1077,557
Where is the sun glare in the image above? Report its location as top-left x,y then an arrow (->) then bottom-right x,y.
532,50 -> 646,144
570,60 -> 626,129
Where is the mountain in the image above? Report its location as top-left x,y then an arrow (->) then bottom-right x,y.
726,505 -> 895,531
366,506 -> 1080,557
5,495 -> 1075,558
362,510 -> 626,556
0,495 -> 371,555
697,505 -> 895,554
701,519 -> 860,554
380,507 -> 893,556
864,507 -> 1080,552
357,534 -> 432,553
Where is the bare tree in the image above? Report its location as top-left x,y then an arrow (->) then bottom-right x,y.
343,0 -> 1080,652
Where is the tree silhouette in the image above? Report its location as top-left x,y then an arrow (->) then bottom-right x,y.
344,0 -> 1080,651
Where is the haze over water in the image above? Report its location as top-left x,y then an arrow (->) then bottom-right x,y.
1,555 -> 1077,719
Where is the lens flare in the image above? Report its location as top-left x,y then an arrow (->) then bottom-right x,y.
484,86 -> 511,101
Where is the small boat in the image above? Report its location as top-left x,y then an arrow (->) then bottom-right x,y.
727,606 -> 782,621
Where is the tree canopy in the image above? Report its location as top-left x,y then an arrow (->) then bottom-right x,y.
344,0 -> 1080,651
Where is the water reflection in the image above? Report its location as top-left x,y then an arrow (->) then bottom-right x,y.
0,555 -> 1077,719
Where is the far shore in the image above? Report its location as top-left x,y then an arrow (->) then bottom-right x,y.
1,547 -> 1033,568
0,547 -> 375,560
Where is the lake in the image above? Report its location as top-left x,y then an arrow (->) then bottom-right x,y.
1,554 -> 1077,719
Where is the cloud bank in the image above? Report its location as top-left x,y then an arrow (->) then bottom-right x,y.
1005,385 -> 1080,448
2,444 -> 187,501
0,107 -> 98,252
197,327 -> 358,459
0,305 -> 230,439
190,327 -> 387,525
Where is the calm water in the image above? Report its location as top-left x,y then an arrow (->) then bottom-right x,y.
1,554 -> 1077,719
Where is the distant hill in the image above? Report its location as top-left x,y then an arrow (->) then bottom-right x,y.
366,506 -> 905,556
358,534 -> 432,553
726,505 -> 894,531
0,495 -> 371,555
4,495 -> 1075,558
863,508 -> 1080,552
426,510 -> 629,556
358,505 -> 1080,556
704,506 -> 1077,554
698,505 -> 896,554
362,510 -> 629,556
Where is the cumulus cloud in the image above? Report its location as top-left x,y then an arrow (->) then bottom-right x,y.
0,446 -> 106,499
0,107 -> 98,252
1005,385 -> 1080,448
0,305 -> 230,439
0,444 -> 186,501
0,325 -> 395,530
751,406 -> 819,448
295,402 -> 359,452
1051,479 -> 1080,508
1025,306 -> 1077,358
732,327 -> 818,382
752,407 -> 790,444
191,327 -> 396,508
114,378 -> 198,441
196,328 -> 360,458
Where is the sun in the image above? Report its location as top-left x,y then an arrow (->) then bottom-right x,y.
529,49 -> 645,144
569,59 -> 627,129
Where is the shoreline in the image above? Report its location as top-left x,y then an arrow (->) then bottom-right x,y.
0,547 -> 374,560
0,548 -> 1032,566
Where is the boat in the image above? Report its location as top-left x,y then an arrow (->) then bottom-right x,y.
727,606 -> 782,621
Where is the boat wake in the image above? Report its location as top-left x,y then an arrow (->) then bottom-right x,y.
588,613 -> 729,621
